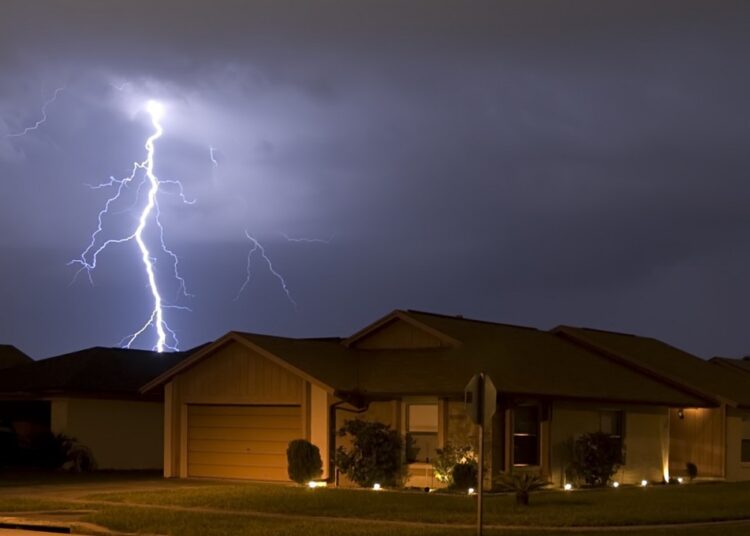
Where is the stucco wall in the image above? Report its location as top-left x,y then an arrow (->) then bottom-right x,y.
550,402 -> 669,486
50,398 -> 163,470
725,408 -> 750,481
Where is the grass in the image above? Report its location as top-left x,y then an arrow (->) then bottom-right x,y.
79,507 -> 750,536
0,497 -> 82,512
85,480 -> 750,527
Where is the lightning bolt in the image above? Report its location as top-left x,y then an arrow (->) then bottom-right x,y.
281,232 -> 334,244
5,86 -> 65,138
235,231 -> 297,309
69,100 -> 193,352
209,146 -> 219,167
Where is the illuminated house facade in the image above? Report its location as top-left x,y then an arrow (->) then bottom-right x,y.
145,310 -> 732,488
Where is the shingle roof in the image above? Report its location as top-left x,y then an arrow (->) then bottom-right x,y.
555,326 -> 750,408
0,346 -> 196,400
710,357 -> 750,377
0,345 -> 32,370
159,311 -> 712,407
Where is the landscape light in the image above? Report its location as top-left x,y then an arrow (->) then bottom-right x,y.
308,481 -> 317,489
677,477 -> 684,484
641,480 -> 648,487
612,481 -> 620,488
563,483 -> 573,491
468,487 -> 475,495
372,483 -> 382,491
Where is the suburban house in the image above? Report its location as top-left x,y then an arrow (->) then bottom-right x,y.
0,346 -> 193,470
555,327 -> 750,482
143,310 -> 717,488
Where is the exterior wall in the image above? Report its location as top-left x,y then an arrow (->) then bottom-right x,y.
50,397 -> 163,470
725,407 -> 750,481
351,319 -> 444,349
669,407 -> 725,479
309,384 -> 330,479
550,402 -> 669,486
164,340 -> 308,478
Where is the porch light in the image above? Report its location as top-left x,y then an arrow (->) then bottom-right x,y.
372,483 -> 382,491
612,481 -> 620,488
468,487 -> 475,495
563,483 -> 573,491
640,480 -> 648,487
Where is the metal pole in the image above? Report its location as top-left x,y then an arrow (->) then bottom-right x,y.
477,376 -> 484,536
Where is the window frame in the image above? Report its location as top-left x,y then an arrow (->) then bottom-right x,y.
404,400 -> 439,465
512,404 -> 541,467
741,415 -> 750,464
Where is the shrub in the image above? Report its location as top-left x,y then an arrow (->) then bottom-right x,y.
432,443 -> 476,485
494,472 -> 549,505
32,433 -> 96,472
686,462 -> 698,481
287,439 -> 323,484
335,419 -> 405,488
569,431 -> 623,487
451,462 -> 478,490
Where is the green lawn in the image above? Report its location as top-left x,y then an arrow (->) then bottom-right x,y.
86,480 -> 750,527
2,478 -> 750,535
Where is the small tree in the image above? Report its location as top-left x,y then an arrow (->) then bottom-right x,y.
569,431 -> 623,487
287,439 -> 323,484
335,420 -> 405,488
494,472 -> 549,506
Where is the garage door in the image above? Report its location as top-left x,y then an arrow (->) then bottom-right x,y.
187,404 -> 302,481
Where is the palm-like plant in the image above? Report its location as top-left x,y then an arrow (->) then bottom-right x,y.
494,472 -> 549,506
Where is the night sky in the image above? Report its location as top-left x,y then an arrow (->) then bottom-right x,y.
2,1 -> 750,359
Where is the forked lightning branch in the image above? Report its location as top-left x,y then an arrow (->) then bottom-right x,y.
69,101 -> 193,353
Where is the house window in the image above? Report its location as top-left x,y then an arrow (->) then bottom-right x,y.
600,410 -> 624,463
513,405 -> 540,466
742,416 -> 750,463
406,404 -> 438,463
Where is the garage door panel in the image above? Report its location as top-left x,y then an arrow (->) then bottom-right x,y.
189,414 -> 301,430
189,405 -> 300,417
189,439 -> 292,454
187,404 -> 302,481
189,427 -> 300,442
189,452 -> 287,467
189,464 -> 289,481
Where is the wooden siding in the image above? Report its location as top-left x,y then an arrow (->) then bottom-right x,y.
187,404 -> 301,481
669,407 -> 724,479
352,319 -> 444,349
175,341 -> 304,405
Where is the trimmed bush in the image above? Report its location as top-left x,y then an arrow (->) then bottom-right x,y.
287,439 -> 323,484
451,462 -> 478,490
687,462 -> 698,481
432,443 -> 476,485
335,419 -> 405,488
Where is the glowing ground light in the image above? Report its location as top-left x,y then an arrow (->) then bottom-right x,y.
563,483 -> 573,491
70,99 -> 193,352
612,481 -> 620,488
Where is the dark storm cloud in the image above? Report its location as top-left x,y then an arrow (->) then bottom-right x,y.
1,0 -> 750,359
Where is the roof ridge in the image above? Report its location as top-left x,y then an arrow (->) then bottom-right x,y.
405,309 -> 540,331
560,325 -> 638,338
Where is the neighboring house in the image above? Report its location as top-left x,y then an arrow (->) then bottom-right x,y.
0,344 -> 32,370
145,310 -> 713,487
555,327 -> 750,482
0,346 -> 193,470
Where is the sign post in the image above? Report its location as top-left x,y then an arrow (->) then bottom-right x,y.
465,372 -> 496,536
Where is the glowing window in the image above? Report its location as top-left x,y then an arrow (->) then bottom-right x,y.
407,404 -> 438,463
